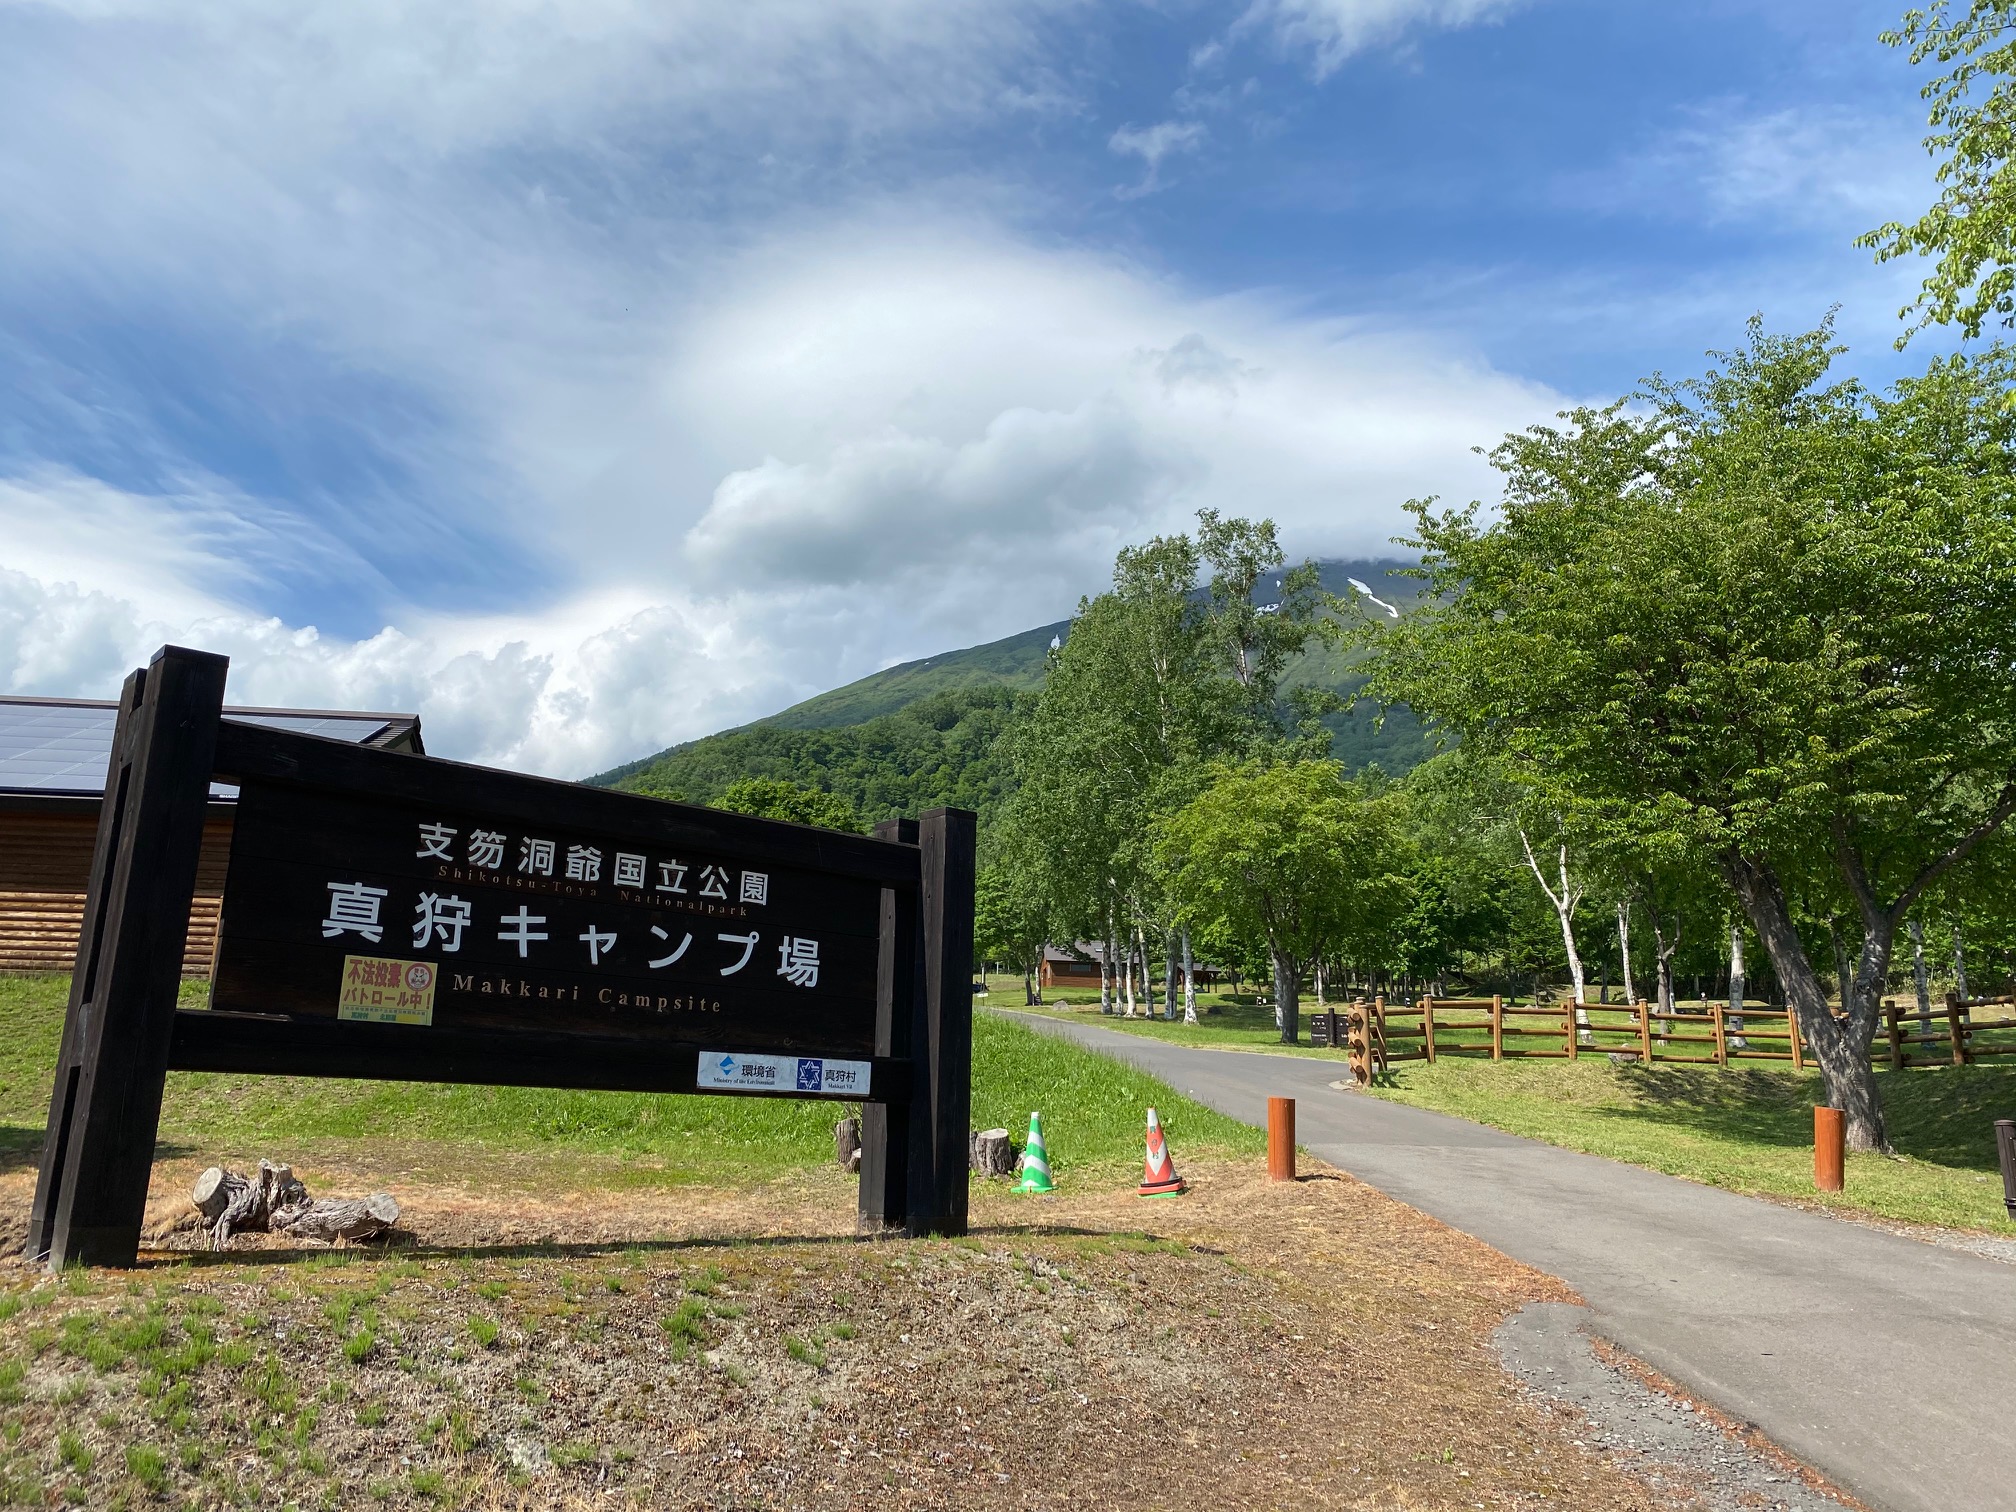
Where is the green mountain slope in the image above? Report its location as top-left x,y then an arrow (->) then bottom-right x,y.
753,557 -> 1423,734
764,620 -> 1066,731
586,558 -> 1432,821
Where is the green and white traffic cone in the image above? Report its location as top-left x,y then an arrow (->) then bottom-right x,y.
1013,1111 -> 1055,1195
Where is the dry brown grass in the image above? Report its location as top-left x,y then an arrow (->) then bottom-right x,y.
0,1158 -> 1724,1509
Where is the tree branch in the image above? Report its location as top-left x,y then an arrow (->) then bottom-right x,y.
1888,777 -> 2016,926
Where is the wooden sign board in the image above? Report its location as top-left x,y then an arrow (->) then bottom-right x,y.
28,647 -> 975,1269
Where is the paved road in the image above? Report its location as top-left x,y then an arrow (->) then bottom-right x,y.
1003,1012 -> 2016,1512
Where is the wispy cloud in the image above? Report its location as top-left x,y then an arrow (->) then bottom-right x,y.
1109,119 -> 1208,197
1234,0 -> 1527,78
1577,103 -> 1931,231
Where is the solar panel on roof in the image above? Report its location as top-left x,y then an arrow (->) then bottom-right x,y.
0,702 -> 407,797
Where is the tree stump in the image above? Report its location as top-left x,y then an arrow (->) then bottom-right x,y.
969,1128 -> 1014,1177
834,1117 -> 862,1173
192,1166 -> 244,1223
192,1159 -> 390,1247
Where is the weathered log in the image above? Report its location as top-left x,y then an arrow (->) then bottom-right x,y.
970,1128 -> 1013,1177
271,1194 -> 400,1244
834,1117 -> 861,1173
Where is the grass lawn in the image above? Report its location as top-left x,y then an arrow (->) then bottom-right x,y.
0,975 -> 1262,1192
1370,1054 -> 2016,1234
1003,989 -> 1364,1061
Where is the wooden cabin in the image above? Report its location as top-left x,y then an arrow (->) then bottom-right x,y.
0,696 -> 422,976
1039,943 -> 1107,990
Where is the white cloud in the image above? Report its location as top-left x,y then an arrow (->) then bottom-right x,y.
1237,0 -> 1526,77
1594,104 -> 1930,230
1109,119 -> 1209,197
0,1 -> 1572,779
0,221 -> 1563,774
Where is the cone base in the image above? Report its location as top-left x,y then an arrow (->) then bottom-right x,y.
1136,1179 -> 1188,1197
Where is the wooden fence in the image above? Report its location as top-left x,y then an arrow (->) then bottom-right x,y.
1335,992 -> 2016,1083
1882,993 -> 2016,1069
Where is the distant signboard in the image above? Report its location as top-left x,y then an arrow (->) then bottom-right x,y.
29,646 -> 974,1270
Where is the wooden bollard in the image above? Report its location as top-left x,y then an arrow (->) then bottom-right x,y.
1267,1097 -> 1296,1182
1814,1106 -> 1845,1193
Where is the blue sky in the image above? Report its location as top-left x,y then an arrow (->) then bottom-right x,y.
0,0 -> 1959,772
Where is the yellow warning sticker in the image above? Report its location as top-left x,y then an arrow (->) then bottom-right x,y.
337,955 -> 437,1027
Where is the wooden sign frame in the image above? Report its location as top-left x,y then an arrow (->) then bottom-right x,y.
28,646 -> 975,1268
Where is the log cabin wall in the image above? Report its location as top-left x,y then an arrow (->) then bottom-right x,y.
0,804 -> 231,976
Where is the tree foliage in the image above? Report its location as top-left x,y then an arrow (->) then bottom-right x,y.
1363,319 -> 2016,1147
1862,2 -> 2016,341
1156,761 -> 1406,1043
609,688 -> 1021,826
710,776 -> 865,833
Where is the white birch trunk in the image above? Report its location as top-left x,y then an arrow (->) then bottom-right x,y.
1136,926 -> 1154,1018
1104,923 -> 1120,1020
1910,918 -> 1931,1018
1954,922 -> 1970,1011
1522,830 -> 1588,1041
1181,926 -> 1198,1025
1727,925 -> 1747,1050
1617,901 -> 1636,1004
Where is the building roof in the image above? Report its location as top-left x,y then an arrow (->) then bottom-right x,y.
1043,942 -> 1109,965
0,695 -> 422,801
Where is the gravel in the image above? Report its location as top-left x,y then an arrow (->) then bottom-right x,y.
1494,1302 -> 1862,1512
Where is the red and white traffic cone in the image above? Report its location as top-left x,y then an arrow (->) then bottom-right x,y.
1137,1106 -> 1188,1198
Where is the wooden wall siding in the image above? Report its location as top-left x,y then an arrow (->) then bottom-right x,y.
0,811 -> 230,975
0,893 -> 222,976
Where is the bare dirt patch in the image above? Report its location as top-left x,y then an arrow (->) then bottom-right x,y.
0,1157 -> 1806,1509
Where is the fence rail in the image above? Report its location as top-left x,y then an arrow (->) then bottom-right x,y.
1332,992 -> 2016,1083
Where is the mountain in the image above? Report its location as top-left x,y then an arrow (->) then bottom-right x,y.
755,557 -> 1424,732
586,557 -> 1433,822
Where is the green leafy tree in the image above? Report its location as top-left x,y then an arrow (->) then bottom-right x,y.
975,860 -> 1050,1005
1156,761 -> 1405,1043
998,513 -> 1334,1009
711,777 -> 864,833
1363,320 -> 2016,1149
1862,2 -> 2016,341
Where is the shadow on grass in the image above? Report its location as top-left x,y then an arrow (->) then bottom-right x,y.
0,1126 -> 44,1174
1588,1062 -> 2016,1171
136,1221 -> 1209,1270
0,1125 -> 205,1175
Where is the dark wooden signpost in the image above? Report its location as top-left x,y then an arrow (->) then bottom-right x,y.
28,646 -> 975,1268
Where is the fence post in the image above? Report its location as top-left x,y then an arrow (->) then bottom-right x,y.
1371,995 -> 1386,1076
1422,996 -> 1436,1064
1946,993 -> 1970,1067
1711,1000 -> 1727,1065
1638,999 -> 1653,1063
1491,995 -> 1503,1061
1886,998 -> 1903,1070
1789,1006 -> 1804,1071
1564,996 -> 1578,1060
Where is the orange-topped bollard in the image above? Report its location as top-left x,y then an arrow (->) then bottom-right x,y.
1814,1106 -> 1845,1193
1267,1097 -> 1296,1182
